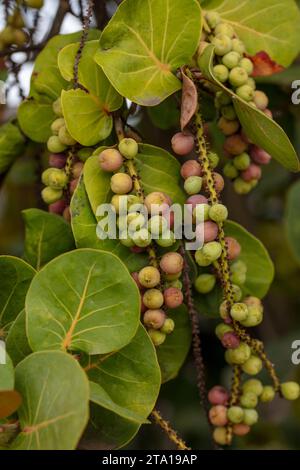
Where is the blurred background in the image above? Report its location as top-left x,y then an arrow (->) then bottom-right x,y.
1,0 -> 300,450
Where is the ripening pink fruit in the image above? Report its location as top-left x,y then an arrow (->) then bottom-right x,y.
241,163 -> 262,182
195,221 -> 219,243
48,153 -> 66,169
180,160 -> 202,179
160,252 -> 184,275
213,172 -> 225,192
99,148 -> 123,172
221,332 -> 240,349
144,192 -> 170,215
48,199 -> 66,215
225,237 -> 241,261
164,287 -> 184,309
131,272 -> 144,291
69,178 -> 79,195
224,134 -> 248,156
209,405 -> 228,427
72,161 -> 84,179
232,424 -> 251,437
208,386 -> 230,406
143,309 -> 166,329
163,209 -> 175,229
186,194 -> 208,213
63,206 -> 71,222
250,145 -> 272,165
171,132 -> 195,156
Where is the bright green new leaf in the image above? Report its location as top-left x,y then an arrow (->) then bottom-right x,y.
198,44 -> 300,172
202,0 -> 300,67
17,96 -> 55,143
95,0 -> 202,105
0,122 -> 25,175
26,249 -> 140,355
12,351 -> 89,450
6,310 -> 32,366
22,209 -> 75,270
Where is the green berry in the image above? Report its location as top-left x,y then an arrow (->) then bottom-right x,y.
223,162 -> 239,179
240,306 -> 263,327
240,391 -> 258,409
77,147 -> 93,162
51,117 -> 65,135
52,97 -> 63,116
233,152 -> 251,171
243,379 -> 263,396
260,386 -> 275,403
209,203 -> 228,222
165,279 -> 182,290
227,406 -> 244,424
246,77 -> 256,90
222,51 -> 241,69
156,231 -> 176,247
233,177 -> 252,195
161,318 -> 175,335
203,241 -> 222,261
110,173 -> 133,194
216,91 -> 232,106
226,342 -> 251,365
231,38 -> 246,55
41,168 -> 54,186
148,329 -> 166,346
47,168 -> 68,189
58,125 -> 77,146
127,212 -> 146,232
143,289 -> 164,309
236,85 -> 254,102
213,64 -> 229,83
118,138 -> 138,159
221,105 -> 237,121
281,382 -> 300,401
41,186 -> 63,204
229,67 -> 249,87
119,231 -> 135,247
215,323 -> 234,340
230,270 -> 246,286
138,266 -> 160,288
205,11 -> 221,29
194,273 -> 216,294
218,117 -> 240,137
219,301 -> 229,320
242,355 -> 263,375
215,23 -> 235,38
232,284 -> 243,302
230,303 -> 248,322
239,58 -> 254,75
213,427 -> 231,446
243,409 -> 258,426
212,34 -> 232,56
47,135 -> 67,153
231,260 -> 247,275
184,176 -> 203,195
132,228 -> 152,247
208,152 -> 220,169
193,203 -> 210,223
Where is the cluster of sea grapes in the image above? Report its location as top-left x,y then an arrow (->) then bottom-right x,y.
98,138 -> 185,346
0,0 -> 43,51
201,12 -> 272,195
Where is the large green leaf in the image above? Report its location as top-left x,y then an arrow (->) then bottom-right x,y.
95,0 -> 202,106
6,310 -> 32,366
26,249 -> 140,355
17,96 -> 55,143
12,351 -> 89,450
285,180 -> 300,264
147,95 -> 180,130
202,0 -> 300,67
0,122 -> 25,175
157,306 -> 191,382
198,44 -> 300,172
0,354 -> 14,391
22,209 -> 75,270
0,256 -> 35,331
71,177 -> 148,272
59,40 -> 122,146
83,326 -> 161,449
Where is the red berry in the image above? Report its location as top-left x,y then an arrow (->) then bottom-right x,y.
225,237 -> 241,261
233,423 -> 250,437
208,386 -> 230,406
186,194 -> 208,213
209,405 -> 228,427
130,246 -> 146,254
195,221 -> 218,243
241,164 -> 262,182
250,146 -> 271,165
221,332 -> 240,349
180,160 -> 202,179
164,287 -> 184,309
224,134 -> 248,156
171,132 -> 195,156
48,153 -> 66,169
48,199 -> 66,215
143,309 -> 166,329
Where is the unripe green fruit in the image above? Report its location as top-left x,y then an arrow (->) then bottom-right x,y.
281,382 -> 300,401
51,117 -> 65,135
205,11 -> 221,29
222,51 -> 241,69
230,270 -> 246,286
239,58 -> 254,75
218,117 -> 240,137
47,168 -> 68,189
41,186 -> 63,204
208,152 -> 220,169
240,306 -> 263,327
209,203 -> 228,223
227,406 -> 244,424
226,342 -> 251,365
219,301 -> 229,320
194,273 -> 216,294
119,231 -> 135,247
144,309 -> 166,330
118,138 -> 138,159
143,289 -> 164,310
246,77 -> 256,90
165,279 -> 182,290
52,97 -> 63,116
195,250 -> 212,267
203,241 -> 222,261
216,91 -> 232,106
160,252 -> 183,275
161,318 -> 175,335
231,38 -> 246,55
148,215 -> 167,236
221,105 -> 237,121
148,329 -> 166,346
77,147 -> 93,162
193,203 -> 210,223
236,85 -> 254,102
240,391 -> 258,409
215,323 -> 234,340
132,228 -> 152,247
138,266 -> 160,288
156,230 -> 175,247
164,272 -> 181,282
232,284 -> 243,302
243,379 -> 263,396
243,409 -> 258,426
212,34 -> 232,56
229,67 -> 249,87
233,152 -> 251,170
215,23 -> 235,38
58,125 -> 77,146
260,385 -> 275,403
230,303 -> 248,322
111,194 -> 140,213
233,177 -> 252,195
184,176 -> 203,195
223,162 -> 239,179
47,136 -> 67,153
231,260 -> 247,275
110,173 -> 133,194
213,64 -> 229,83
213,427 -> 231,446
127,212 -> 146,232
24,0 -> 44,8
42,168 -> 54,186
13,29 -> 28,46
242,355 -> 263,375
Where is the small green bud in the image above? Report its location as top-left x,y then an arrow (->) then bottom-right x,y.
203,241 -> 222,261
138,266 -> 160,288
281,382 -> 300,401
161,318 -> 175,335
260,385 -> 275,403
143,289 -> 164,310
184,176 -> 203,195
243,409 -> 258,426
77,147 -> 93,162
230,303 -> 248,322
240,391 -> 258,409
227,406 -> 244,424
232,284 -> 243,302
240,306 -> 263,327
194,273 -> 216,294
209,203 -> 228,222
127,212 -> 146,232
233,153 -> 251,171
41,186 -> 63,204
242,355 -> 263,375
230,270 -> 247,286
118,138 -> 138,159
246,77 -> 256,90
213,427 -> 231,446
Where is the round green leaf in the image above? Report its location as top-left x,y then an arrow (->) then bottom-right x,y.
157,306 -> 191,382
285,180 -> 300,264
198,44 -> 300,172
83,325 -> 161,449
203,0 -> 300,67
147,95 -> 180,130
95,0 -> 202,105
0,122 -> 25,175
17,97 -> 55,143
22,209 -> 75,270
26,249 -> 140,355
0,256 -> 35,331
11,351 -> 89,450
6,310 -> 32,366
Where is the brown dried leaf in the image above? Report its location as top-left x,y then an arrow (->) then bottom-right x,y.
0,390 -> 22,419
180,69 -> 198,130
247,51 -> 284,77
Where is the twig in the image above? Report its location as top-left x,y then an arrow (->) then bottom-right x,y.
73,0 -> 94,90
151,409 -> 191,450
